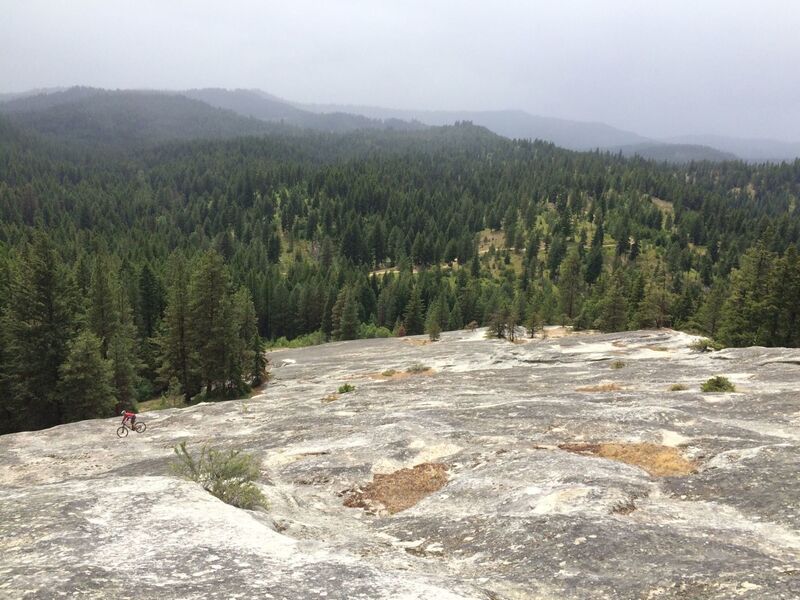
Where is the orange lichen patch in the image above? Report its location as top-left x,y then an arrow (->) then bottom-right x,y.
321,394 -> 339,403
367,368 -> 434,381
541,326 -> 571,339
343,463 -> 449,514
559,442 -> 696,477
402,338 -> 432,347
575,383 -> 624,392
645,344 -> 670,352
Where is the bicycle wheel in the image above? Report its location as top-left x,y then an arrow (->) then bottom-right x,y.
116,425 -> 128,438
134,422 -> 146,433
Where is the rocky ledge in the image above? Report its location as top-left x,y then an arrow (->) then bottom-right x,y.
1,328 -> 799,599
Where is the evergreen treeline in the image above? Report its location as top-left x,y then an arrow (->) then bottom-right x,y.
1,119 -> 799,434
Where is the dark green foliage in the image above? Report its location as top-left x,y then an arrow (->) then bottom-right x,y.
597,271 -> 629,332
88,254 -> 119,358
403,286 -> 425,336
188,250 -> 237,394
57,331 -> 115,422
331,287 -> 360,341
109,320 -> 139,411
717,243 -> 788,347
1,117 -> 800,433
156,255 -> 199,403
558,249 -> 584,320
425,299 -> 443,341
2,233 -> 78,430
137,264 -> 164,339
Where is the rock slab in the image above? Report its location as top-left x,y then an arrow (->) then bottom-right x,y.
2,328 -> 799,599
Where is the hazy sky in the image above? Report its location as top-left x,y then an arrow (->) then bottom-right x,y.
3,0 -> 799,140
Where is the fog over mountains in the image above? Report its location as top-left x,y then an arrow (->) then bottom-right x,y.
1,86 -> 797,162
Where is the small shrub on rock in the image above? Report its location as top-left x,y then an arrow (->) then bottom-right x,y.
690,338 -> 724,353
669,383 -> 688,391
610,360 -> 625,369
172,441 -> 268,510
338,383 -> 355,394
406,363 -> 430,374
701,376 -> 735,393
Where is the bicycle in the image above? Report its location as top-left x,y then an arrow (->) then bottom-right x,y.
116,420 -> 146,437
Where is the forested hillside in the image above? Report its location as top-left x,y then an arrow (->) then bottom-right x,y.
0,88 -> 274,150
1,115 -> 799,434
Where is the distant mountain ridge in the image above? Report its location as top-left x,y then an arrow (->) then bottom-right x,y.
299,102 -> 799,162
0,87 -> 275,149
2,86 -> 799,161
299,103 -> 652,150
609,143 -> 739,163
665,134 -> 800,163
184,88 -> 425,133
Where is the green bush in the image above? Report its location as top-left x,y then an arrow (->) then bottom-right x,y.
668,383 -> 688,391
701,376 -> 735,393
338,383 -> 355,394
690,338 -> 724,353
358,323 -> 393,339
381,369 -> 397,377
406,363 -> 430,374
266,331 -> 326,349
172,442 -> 268,510
610,360 -> 625,369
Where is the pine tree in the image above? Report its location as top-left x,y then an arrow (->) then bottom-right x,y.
773,246 -> 800,346
597,271 -> 629,332
230,288 -> 259,392
320,286 -> 337,340
547,234 -> 567,276
331,287 -> 360,341
403,286 -> 425,335
525,304 -> 541,338
558,249 -> 584,320
330,287 -> 346,340
3,233 -> 77,430
88,254 -> 119,359
718,243 -> 776,346
250,334 -> 267,386
585,245 -> 603,284
487,302 -> 510,339
188,250 -> 236,395
448,297 -> 464,330
58,331 -> 115,423
694,278 -> 727,338
138,263 -> 163,339
157,254 -> 199,403
425,299 -> 442,341
108,286 -> 140,410
635,261 -> 675,329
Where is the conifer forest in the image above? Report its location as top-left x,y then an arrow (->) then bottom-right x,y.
2,117 -> 799,434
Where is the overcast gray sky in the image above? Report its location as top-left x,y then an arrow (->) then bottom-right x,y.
3,0 -> 799,140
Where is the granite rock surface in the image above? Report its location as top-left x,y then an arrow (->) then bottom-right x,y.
1,328 -> 799,599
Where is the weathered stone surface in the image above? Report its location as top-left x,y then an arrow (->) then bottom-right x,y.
1,328 -> 799,599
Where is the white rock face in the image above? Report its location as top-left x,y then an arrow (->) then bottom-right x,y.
1,328 -> 799,599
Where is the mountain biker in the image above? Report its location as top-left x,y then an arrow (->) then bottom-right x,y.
121,409 -> 137,429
